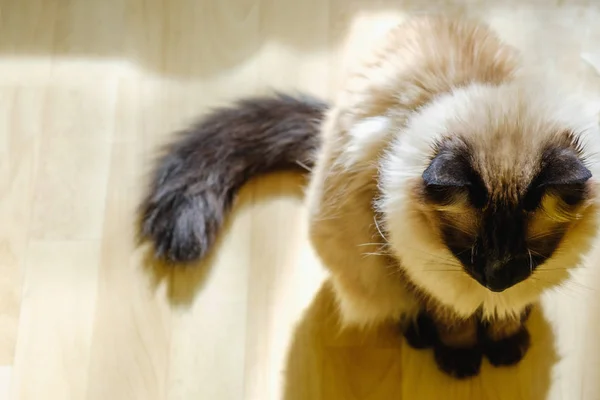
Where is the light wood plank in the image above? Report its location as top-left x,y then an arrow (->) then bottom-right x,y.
10,241 -> 101,400
0,88 -> 39,366
85,137 -> 171,400
0,366 -> 11,400
2,1 -> 600,399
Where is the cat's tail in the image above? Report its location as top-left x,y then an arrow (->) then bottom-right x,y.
138,92 -> 329,263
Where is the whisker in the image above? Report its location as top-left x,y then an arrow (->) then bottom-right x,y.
386,267 -> 404,278
537,267 -> 570,271
531,276 -> 589,298
295,160 -> 312,172
437,222 -> 475,237
423,259 -> 463,269
357,242 -> 388,247
361,252 -> 390,258
527,248 -> 545,258
529,229 -> 566,240
565,280 -> 596,293
373,216 -> 389,243
454,247 -> 472,256
470,240 -> 477,265
421,269 -> 464,272
529,277 -> 580,300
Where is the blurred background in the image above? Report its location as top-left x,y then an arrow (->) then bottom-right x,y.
2,0 -> 600,399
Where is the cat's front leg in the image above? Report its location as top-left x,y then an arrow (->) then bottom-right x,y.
400,303 -> 482,379
402,305 -> 482,378
403,311 -> 438,349
430,311 -> 482,379
481,306 -> 532,367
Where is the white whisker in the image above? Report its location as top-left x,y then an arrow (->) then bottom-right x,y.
373,216 -> 389,243
357,242 -> 388,247
361,252 -> 390,258
295,160 -> 312,172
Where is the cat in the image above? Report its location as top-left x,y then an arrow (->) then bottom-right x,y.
138,16 -> 600,378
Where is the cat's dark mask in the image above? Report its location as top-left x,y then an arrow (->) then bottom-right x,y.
421,140 -> 592,292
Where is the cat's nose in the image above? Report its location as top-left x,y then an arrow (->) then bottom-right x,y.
483,258 -> 531,292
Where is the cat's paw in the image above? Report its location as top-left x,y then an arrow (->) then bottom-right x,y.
433,343 -> 482,379
403,312 -> 437,349
483,327 -> 530,367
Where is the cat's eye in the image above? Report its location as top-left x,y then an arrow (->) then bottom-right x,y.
523,187 -> 544,211
523,184 -> 587,213
467,184 -> 488,208
554,184 -> 588,206
423,183 -> 488,209
423,184 -> 467,206
523,146 -> 591,212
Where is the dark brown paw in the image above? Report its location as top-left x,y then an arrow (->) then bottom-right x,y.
484,327 -> 530,367
403,312 -> 438,349
434,343 -> 482,379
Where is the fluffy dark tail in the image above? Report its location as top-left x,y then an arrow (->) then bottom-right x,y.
139,93 -> 329,263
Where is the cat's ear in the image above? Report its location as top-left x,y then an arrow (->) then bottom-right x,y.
538,148 -> 591,187
422,149 -> 487,207
524,148 -> 592,210
422,151 -> 471,187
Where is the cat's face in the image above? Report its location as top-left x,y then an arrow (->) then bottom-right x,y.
379,81 -> 600,315
420,136 -> 592,293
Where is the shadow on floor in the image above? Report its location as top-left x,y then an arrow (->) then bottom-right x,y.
1,0 -> 592,79
142,171 -> 308,306
282,280 -> 556,400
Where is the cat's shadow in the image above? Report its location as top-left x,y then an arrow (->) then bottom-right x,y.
139,172 -> 558,398
282,280 -> 557,400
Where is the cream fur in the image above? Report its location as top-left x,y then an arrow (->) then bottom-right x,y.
380,82 -> 600,319
306,16 -> 600,327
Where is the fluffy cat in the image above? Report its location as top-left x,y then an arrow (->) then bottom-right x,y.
139,16 -> 600,378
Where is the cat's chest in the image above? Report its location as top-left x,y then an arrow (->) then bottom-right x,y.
438,281 -> 538,320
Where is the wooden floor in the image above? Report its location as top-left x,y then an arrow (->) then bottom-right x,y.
3,1 -> 600,399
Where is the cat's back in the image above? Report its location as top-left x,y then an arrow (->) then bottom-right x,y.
339,16 -> 521,119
